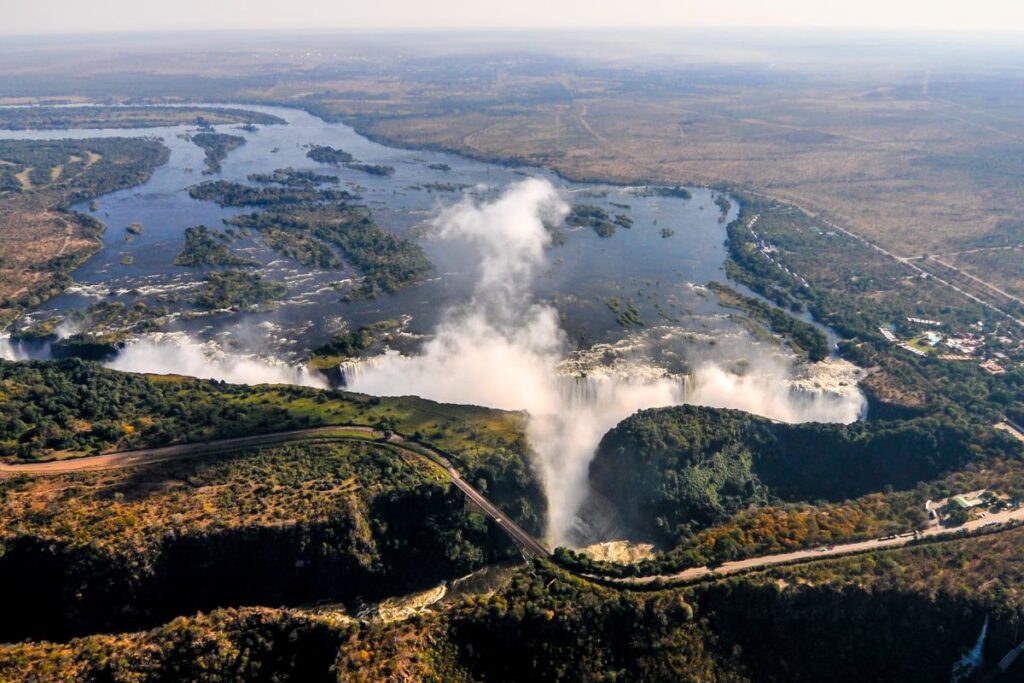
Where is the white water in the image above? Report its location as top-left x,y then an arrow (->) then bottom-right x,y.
952,616 -> 989,682
106,333 -> 326,387
347,178 -> 866,545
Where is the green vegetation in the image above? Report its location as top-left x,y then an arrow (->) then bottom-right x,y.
422,181 -> 470,193
427,162 -> 452,171
0,359 -> 313,459
247,167 -> 340,187
660,227 -> 675,238
0,358 -> 544,530
714,194 -> 732,215
0,439 -> 520,641
10,301 -> 169,356
0,607 -> 350,682
173,225 -> 256,267
7,526 -> 1024,682
724,194 -> 1024,422
0,506 -> 1020,681
710,282 -> 830,361
0,359 -> 548,643
346,162 -> 395,177
189,178 -> 356,206
605,296 -> 644,326
191,270 -> 286,309
307,144 -> 354,165
0,106 -> 284,131
48,333 -> 123,362
545,223 -> 568,247
0,137 -> 168,206
341,539 -> 1024,681
190,132 -> 245,174
260,227 -> 342,268
567,204 -> 617,238
227,206 -> 432,298
636,185 -> 692,199
0,138 -> 169,324
8,318 -> 60,342
584,404 -> 1021,573
190,172 -> 429,296
310,319 -> 402,368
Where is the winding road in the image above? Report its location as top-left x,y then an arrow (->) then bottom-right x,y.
4,427 -> 1021,582
610,503 -> 1024,586
743,190 -> 1024,329
0,425 -> 552,558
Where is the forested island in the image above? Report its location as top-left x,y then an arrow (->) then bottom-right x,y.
345,162 -> 395,177
191,270 -> 286,309
189,179 -> 356,206
190,132 -> 246,174
174,225 -> 256,266
567,204 -> 619,238
306,144 -> 355,165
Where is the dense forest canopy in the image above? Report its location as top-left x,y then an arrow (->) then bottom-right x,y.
589,404 -> 1022,551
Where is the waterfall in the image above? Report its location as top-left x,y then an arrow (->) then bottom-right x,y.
336,355 -> 390,389
556,372 -> 691,410
952,616 -> 989,682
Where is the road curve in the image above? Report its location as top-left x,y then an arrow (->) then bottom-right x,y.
0,426 -> 552,558
610,503 -> 1024,586
0,426 -> 378,474
13,427 -> 1019,580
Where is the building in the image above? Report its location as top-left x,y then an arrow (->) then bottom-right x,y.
980,360 -> 1006,375
950,492 -> 989,510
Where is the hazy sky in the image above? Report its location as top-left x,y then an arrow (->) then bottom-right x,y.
4,0 -> 1024,36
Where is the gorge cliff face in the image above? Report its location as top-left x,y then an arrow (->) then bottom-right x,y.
587,404 -> 980,544
0,480 -> 516,642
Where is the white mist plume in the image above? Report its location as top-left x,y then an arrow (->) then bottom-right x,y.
350,179 -> 684,543
689,360 -> 865,423
347,177 -> 863,546
105,335 -> 326,388
0,336 -> 26,361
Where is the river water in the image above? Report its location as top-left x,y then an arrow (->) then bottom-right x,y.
3,104 -> 870,545
1,104 -> 754,364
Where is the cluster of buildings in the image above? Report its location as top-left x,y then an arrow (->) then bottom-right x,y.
927,489 -> 1017,525
747,214 -> 811,288
879,317 -> 1021,375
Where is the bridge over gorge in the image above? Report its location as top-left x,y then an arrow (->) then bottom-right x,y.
0,425 -> 553,559
8,426 -> 1024,579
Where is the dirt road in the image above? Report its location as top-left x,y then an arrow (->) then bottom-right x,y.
8,427 -> 1022,580
0,425 -> 553,558
617,503 -> 1024,585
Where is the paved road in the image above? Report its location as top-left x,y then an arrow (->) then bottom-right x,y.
9,427 -> 1021,579
0,426 -> 552,558
0,426 -> 377,474
745,189 -> 1024,329
615,503 -> 1024,586
377,433 -> 551,557
996,422 -> 1024,443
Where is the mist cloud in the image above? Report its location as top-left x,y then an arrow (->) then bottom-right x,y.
106,334 -> 326,388
688,359 -> 865,424
317,178 -> 868,545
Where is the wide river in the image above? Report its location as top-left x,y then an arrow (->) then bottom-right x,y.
0,104 -> 765,368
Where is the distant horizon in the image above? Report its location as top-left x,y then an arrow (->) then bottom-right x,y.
5,25 -> 1024,38
4,0 -> 1024,38
4,25 -> 1024,53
